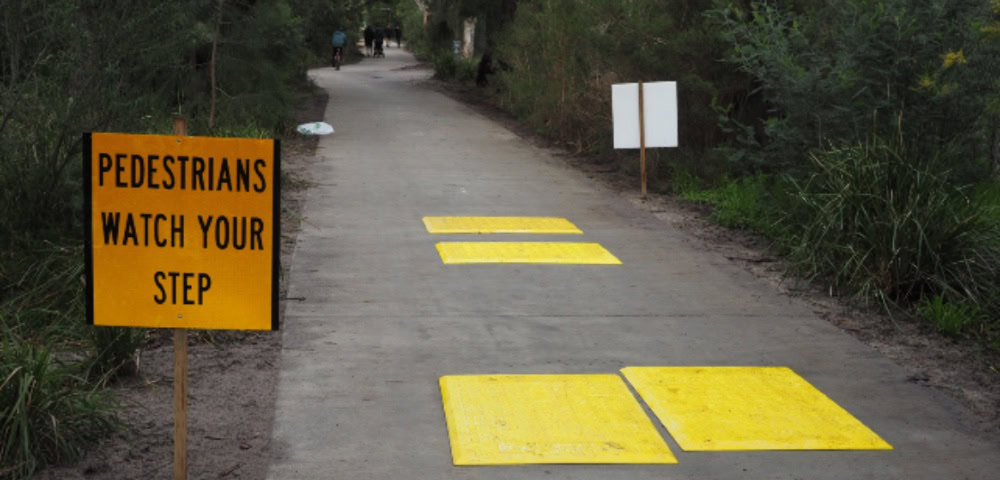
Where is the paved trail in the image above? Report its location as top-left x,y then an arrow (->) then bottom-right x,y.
267,47 -> 999,479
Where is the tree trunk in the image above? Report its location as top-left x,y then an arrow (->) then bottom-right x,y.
414,0 -> 429,26
462,17 -> 476,59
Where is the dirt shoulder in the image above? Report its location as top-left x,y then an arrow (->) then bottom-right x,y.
426,78 -> 1000,437
33,89 -> 327,480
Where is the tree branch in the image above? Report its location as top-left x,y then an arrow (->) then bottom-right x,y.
209,0 -> 225,131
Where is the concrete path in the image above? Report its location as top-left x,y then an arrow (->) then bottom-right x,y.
267,47 -> 999,479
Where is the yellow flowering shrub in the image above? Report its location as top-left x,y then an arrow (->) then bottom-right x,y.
943,49 -> 968,68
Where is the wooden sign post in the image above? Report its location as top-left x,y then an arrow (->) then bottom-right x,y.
172,117 -> 189,480
638,80 -> 647,198
82,118 -> 281,480
611,81 -> 678,198
174,327 -> 187,480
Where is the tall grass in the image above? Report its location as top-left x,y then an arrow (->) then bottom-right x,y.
783,135 -> 1000,333
675,134 -> 1000,344
1,246 -> 86,344
979,181 -> 1000,226
1,331 -> 118,478
0,245 -> 140,478
88,327 -> 146,383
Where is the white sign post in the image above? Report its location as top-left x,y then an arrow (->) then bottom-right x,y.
612,81 -> 678,197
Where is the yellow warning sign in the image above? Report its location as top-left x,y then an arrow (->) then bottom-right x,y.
440,374 -> 677,465
422,216 -> 583,234
621,366 -> 893,451
84,132 -> 279,330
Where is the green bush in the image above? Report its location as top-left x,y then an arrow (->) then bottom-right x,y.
671,169 -> 703,197
700,1 -> 1000,345
681,134 -> 1000,345
1,333 -> 118,478
782,134 -> 1000,317
917,295 -> 982,338
432,51 -> 480,84
712,0 -> 1000,176
433,50 -> 459,79
455,57 -> 480,84
679,174 -> 782,234
708,176 -> 773,232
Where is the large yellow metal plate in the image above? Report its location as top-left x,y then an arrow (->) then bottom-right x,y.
440,375 -> 677,465
621,367 -> 893,451
423,216 -> 583,234
435,242 -> 622,265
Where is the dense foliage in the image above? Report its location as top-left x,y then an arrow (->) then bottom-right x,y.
0,0 -> 362,252
0,1 -> 365,476
713,0 -> 1000,176
711,0 -> 1000,337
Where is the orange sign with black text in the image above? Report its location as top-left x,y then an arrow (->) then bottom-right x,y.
84,132 -> 280,330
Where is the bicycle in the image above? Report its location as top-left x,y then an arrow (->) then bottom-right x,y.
332,46 -> 343,71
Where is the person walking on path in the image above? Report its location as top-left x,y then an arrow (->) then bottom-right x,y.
394,25 -> 402,47
385,23 -> 393,47
373,26 -> 385,57
363,25 -> 374,57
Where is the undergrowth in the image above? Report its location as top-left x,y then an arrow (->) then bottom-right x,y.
0,244 -> 144,477
784,136 -> 1000,321
917,295 -> 984,338
677,135 -> 1000,346
0,1 -> 349,476
432,52 -> 479,85
1,330 -> 118,478
675,172 -> 779,234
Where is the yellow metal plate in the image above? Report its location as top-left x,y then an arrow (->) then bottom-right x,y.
621,367 -> 893,451
423,216 -> 583,234
440,374 -> 677,465
435,242 -> 621,265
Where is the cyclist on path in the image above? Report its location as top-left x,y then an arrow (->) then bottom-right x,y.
331,27 -> 347,68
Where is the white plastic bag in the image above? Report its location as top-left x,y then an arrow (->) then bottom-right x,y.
296,122 -> 334,136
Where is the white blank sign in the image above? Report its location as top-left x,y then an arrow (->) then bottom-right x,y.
612,81 -> 678,149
